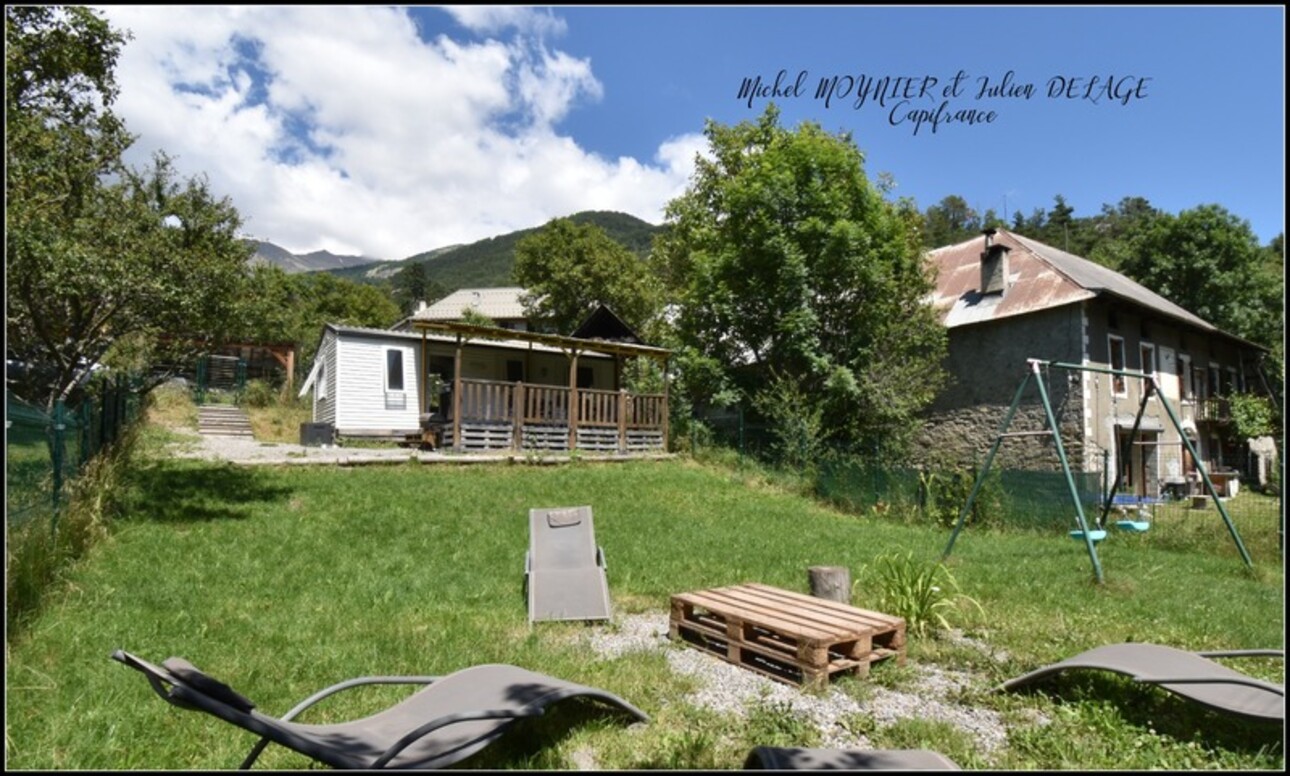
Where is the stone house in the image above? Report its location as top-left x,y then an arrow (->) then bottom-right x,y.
918,228 -> 1270,497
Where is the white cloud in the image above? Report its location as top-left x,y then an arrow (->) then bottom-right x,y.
94,6 -> 698,260
441,5 -> 567,37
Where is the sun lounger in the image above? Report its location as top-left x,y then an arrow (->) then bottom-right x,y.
1000,643 -> 1284,722
111,649 -> 648,769
525,505 -> 612,623
744,746 -> 960,770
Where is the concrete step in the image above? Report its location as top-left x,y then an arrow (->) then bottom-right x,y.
198,406 -> 254,437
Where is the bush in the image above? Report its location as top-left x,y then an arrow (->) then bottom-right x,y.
241,378 -> 282,408
858,550 -> 982,638
917,463 -> 1006,529
752,373 -> 828,475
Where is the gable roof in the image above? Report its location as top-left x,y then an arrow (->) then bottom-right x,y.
927,229 -> 1234,338
414,287 -> 527,321
569,304 -> 643,344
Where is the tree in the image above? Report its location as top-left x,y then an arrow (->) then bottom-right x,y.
652,104 -> 947,457
234,267 -> 403,371
922,195 -> 979,248
390,261 -> 445,316
1114,205 -> 1281,349
1086,196 -> 1162,270
7,7 -> 252,408
513,217 -> 662,335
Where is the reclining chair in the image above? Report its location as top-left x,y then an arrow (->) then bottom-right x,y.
1001,643 -> 1284,723
112,649 -> 648,769
525,505 -> 612,624
744,746 -> 960,769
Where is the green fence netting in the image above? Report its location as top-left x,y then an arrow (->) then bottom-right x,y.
5,375 -> 142,530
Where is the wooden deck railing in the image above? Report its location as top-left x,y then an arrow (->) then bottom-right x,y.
452,378 -> 665,452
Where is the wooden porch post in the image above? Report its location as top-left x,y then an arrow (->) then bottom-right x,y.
568,349 -> 580,451
418,332 -> 427,416
452,335 -> 463,452
512,381 -> 524,451
618,389 -> 628,453
661,356 -> 670,451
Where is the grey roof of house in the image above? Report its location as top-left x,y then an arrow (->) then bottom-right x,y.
414,287 -> 528,321
323,323 -> 611,359
928,229 -> 1259,349
1007,232 -> 1215,331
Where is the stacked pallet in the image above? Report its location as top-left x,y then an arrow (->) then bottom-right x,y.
669,583 -> 906,689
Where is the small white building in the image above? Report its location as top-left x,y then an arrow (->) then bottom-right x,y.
298,319 -> 670,452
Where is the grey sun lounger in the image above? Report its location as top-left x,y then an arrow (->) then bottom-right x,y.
112,650 -> 648,769
525,505 -> 612,623
1000,643 -> 1284,722
744,746 -> 960,770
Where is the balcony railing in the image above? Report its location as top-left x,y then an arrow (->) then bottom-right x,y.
448,378 -> 666,452
1195,397 -> 1231,423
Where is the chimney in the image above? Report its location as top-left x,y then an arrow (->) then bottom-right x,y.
979,229 -> 1011,295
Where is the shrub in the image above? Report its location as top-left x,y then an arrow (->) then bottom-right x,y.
858,550 -> 982,638
917,463 -> 1006,529
752,372 -> 829,475
240,378 -> 281,408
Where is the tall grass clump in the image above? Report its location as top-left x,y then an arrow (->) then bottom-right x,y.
858,550 -> 982,637
6,421 -> 142,638
242,380 -> 313,443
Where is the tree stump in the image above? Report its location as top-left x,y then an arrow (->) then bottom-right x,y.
808,566 -> 851,604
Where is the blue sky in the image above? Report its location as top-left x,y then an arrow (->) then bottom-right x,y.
98,6 -> 1284,260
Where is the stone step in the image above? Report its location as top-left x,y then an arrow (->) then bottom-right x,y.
198,406 -> 254,437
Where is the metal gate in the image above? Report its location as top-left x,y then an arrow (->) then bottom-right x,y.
194,355 -> 246,404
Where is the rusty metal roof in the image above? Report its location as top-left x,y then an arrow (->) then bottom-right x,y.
927,229 -> 1219,334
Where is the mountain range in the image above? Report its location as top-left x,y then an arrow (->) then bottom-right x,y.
248,211 -> 663,291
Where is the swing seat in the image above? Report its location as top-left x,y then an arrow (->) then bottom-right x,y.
1069,529 -> 1107,542
1114,519 -> 1151,533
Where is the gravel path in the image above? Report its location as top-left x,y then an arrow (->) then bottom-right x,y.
587,613 -> 1015,760
168,429 -> 670,466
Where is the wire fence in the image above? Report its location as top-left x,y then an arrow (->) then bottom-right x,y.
689,409 -> 1283,553
6,374 -> 144,531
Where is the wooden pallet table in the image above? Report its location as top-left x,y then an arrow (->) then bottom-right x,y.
668,582 -> 906,689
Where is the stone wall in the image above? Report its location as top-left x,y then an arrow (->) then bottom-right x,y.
915,303 -> 1087,471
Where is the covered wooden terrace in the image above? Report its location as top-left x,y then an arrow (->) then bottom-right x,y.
409,320 -> 672,453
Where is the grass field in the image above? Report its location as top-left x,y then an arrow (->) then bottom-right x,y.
4,420 -> 1284,769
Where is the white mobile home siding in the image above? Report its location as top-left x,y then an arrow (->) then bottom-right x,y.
313,329 -> 339,426
335,333 -> 422,435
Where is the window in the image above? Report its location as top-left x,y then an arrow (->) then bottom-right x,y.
1193,366 -> 1208,400
386,349 -> 405,392
577,366 -> 594,389
318,361 -> 328,399
1208,366 -> 1221,398
1177,354 -> 1192,400
1140,342 -> 1156,388
1108,335 -> 1126,395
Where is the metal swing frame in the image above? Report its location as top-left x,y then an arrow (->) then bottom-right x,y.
941,358 -> 1254,584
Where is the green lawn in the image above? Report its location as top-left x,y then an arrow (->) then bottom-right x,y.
4,445 -> 1284,769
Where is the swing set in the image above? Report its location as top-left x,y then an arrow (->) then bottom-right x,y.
941,358 -> 1254,583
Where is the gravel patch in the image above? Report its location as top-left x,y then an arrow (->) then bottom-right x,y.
588,613 -> 1010,757
167,430 -> 672,466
